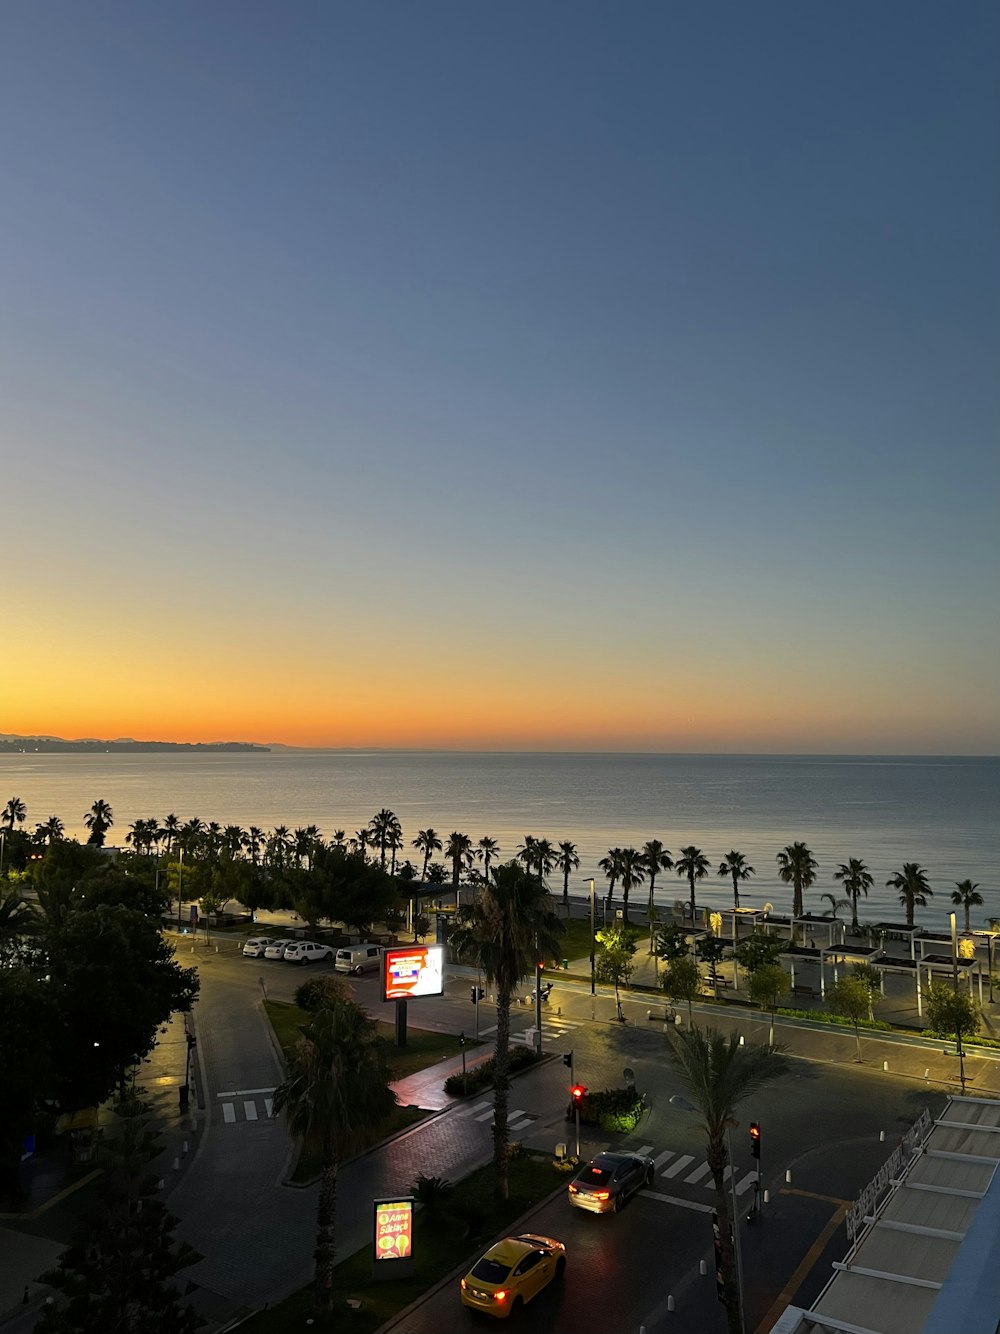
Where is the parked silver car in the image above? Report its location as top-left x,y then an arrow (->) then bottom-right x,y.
263,939 -> 296,960
242,937 -> 276,958
282,941 -> 334,965
567,1152 -> 655,1214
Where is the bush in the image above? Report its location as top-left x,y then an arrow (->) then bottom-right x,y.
570,1086 -> 648,1133
443,1044 -> 541,1096
411,1173 -> 454,1216
294,974 -> 350,1013
776,1007 -> 891,1031
923,1029 -> 1000,1049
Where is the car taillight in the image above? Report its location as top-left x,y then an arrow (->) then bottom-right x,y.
595,1191 -> 610,1200
568,1184 -> 578,1193
494,1290 -> 507,1303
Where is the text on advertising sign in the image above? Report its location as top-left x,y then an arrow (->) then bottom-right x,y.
382,945 -> 444,1001
374,1198 -> 413,1261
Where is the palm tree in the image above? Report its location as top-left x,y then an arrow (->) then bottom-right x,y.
450,863 -> 563,1200
330,829 -> 347,850
555,841 -> 580,911
222,825 -> 247,859
533,838 -> 557,888
834,858 -> 873,932
445,832 -> 473,893
776,842 -> 818,920
642,840 -> 673,926
617,847 -> 646,924
161,813 -> 180,855
676,846 -> 710,921
268,825 -> 292,869
718,850 -> 755,910
476,836 -> 501,885
35,815 -> 65,845
820,893 -> 849,919
369,809 -> 400,872
350,828 -> 370,862
83,799 -> 114,847
951,880 -> 984,934
412,829 -> 442,881
599,847 -> 623,912
0,890 -> 40,964
3,797 -> 27,830
273,1000 -> 397,1312
665,1027 -> 790,1334
886,863 -> 933,928
517,835 -> 538,878
246,826 -> 265,864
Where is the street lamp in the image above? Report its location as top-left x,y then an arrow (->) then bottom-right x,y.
950,913 -> 967,1094
583,878 -> 596,995
176,847 -> 185,931
670,1094 -> 746,1334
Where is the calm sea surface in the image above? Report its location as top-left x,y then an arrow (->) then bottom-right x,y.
2,752 -> 997,927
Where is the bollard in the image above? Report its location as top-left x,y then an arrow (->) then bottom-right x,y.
215,945 -> 219,954
173,1157 -> 180,1172
924,1068 -> 930,1081
699,1259 -> 707,1276
763,1189 -> 770,1204
183,1140 -> 189,1154
191,946 -> 195,954
157,1178 -> 164,1190
883,1060 -> 889,1072
785,1169 -> 792,1183
879,1130 -> 885,1142
667,1296 -> 675,1312
739,1035 -> 745,1046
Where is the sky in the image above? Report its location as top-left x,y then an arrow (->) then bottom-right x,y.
2,2 -> 997,753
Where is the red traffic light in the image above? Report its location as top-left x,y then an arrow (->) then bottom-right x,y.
749,1122 -> 761,1158
570,1085 -> 587,1103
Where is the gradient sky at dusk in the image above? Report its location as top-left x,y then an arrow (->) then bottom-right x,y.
3,2 -> 997,752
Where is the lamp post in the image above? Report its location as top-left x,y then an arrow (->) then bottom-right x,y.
583,878 -> 596,995
988,922 -> 999,1005
950,912 -> 966,1095
176,847 -> 184,930
671,1094 -> 745,1334
0,828 -> 5,877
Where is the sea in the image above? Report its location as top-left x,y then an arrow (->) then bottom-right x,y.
1,751 -> 997,928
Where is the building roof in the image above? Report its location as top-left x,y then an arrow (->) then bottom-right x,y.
773,1096 -> 1000,1334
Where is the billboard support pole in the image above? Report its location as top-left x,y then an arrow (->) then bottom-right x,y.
394,998 -> 408,1048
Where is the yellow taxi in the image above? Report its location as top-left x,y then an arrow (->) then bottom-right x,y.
459,1232 -> 567,1318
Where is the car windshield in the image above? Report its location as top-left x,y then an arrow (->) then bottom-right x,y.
470,1257 -> 512,1284
579,1165 -> 612,1185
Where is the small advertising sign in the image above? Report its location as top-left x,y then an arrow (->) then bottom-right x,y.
382,945 -> 445,1002
373,1198 -> 414,1275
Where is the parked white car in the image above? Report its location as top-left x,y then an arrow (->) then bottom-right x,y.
242,937 -> 276,958
263,939 -> 296,960
283,941 -> 335,965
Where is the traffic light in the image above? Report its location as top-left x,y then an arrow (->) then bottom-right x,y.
470,986 -> 485,1003
562,1051 -> 573,1069
749,1122 -> 761,1159
570,1085 -> 587,1106
459,1031 -> 466,1048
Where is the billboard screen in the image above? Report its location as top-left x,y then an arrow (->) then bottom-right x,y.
382,945 -> 445,1001
373,1198 -> 414,1261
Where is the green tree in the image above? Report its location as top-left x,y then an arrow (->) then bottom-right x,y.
696,934 -> 728,998
642,840 -> 673,939
850,962 -> 882,1020
748,963 -> 789,1045
827,975 -> 873,1062
734,930 -> 785,976
886,863 -> 933,928
675,846 -> 710,920
718,850 -> 755,910
599,846 -> 623,911
595,922 -> 640,1022
820,893 -> 849,919
950,880 -> 984,934
475,835 -> 500,884
37,1088 -> 198,1333
36,815 -> 65,845
833,858 -> 873,931
617,847 -> 646,924
661,955 -> 701,1026
924,982 -> 980,1043
3,796 -> 27,829
445,832 -> 473,893
655,922 -> 691,962
369,809 -> 400,872
776,842 -> 817,919
664,1027 -> 790,1334
273,1000 -> 397,1313
412,828 -> 442,881
556,840 -> 580,911
0,969 -> 55,1197
450,863 -> 563,1200
0,889 -> 40,967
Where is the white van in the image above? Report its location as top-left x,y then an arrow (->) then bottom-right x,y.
334,944 -> 383,975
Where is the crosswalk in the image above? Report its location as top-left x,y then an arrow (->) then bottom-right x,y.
480,1015 -> 583,1048
217,1087 -> 275,1124
631,1142 -> 759,1198
450,1097 -> 538,1134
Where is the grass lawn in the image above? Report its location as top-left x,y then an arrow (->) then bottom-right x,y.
238,1151 -> 568,1333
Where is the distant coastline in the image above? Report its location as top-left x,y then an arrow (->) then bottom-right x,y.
0,735 -> 269,754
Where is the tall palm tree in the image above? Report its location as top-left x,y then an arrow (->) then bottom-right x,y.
83,799 -> 114,847
718,850 -> 755,910
556,841 -> 580,910
617,847 -> 646,924
273,1001 -> 397,1312
951,880 -> 984,934
246,826 -> 265,865
450,863 -> 563,1200
445,832 -> 473,892
222,825 -> 247,859
886,863 -> 933,928
820,893 -> 849,919
676,846 -> 710,921
350,828 -> 370,863
642,840 -> 673,925
834,858 -> 873,931
476,836 -> 501,885
268,825 -> 292,869
599,847 -> 623,912
517,835 -> 538,878
665,1027 -> 790,1334
776,842 -> 818,919
161,813 -> 180,855
533,838 -> 557,888
369,809 -> 400,872
412,829 -> 442,881
330,829 -> 347,851
3,797 -> 27,830
0,890 -> 40,964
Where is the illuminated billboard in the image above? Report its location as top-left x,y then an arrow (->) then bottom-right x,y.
382,945 -> 445,1001
373,1197 -> 414,1262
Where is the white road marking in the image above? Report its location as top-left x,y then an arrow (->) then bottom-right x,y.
636,1144 -> 655,1156
216,1087 -> 276,1098
510,1118 -> 532,1131
479,1025 -> 498,1037
722,1165 -> 734,1182
244,1101 -> 258,1121
685,1162 -> 711,1184
264,1098 -> 273,1117
736,1172 -> 758,1196
661,1154 -> 694,1178
474,1108 -> 495,1122
643,1190 -> 714,1214
222,1103 -> 236,1124
653,1149 -> 675,1168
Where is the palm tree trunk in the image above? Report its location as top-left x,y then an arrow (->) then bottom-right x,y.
732,871 -> 740,909
606,878 -> 616,911
688,871 -> 697,921
708,1141 -> 742,1334
563,869 -> 569,911
854,1021 -> 862,1063
622,884 -> 630,923
851,894 -> 859,931
493,992 -> 511,1200
314,1157 -> 338,1310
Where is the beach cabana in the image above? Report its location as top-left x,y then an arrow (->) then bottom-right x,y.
819,942 -> 882,998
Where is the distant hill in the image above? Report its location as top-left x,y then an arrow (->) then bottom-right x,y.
0,734 -> 270,753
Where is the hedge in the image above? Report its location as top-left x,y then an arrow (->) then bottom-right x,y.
776,1008 -> 892,1032
569,1086 -> 648,1133
443,1044 -> 541,1096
